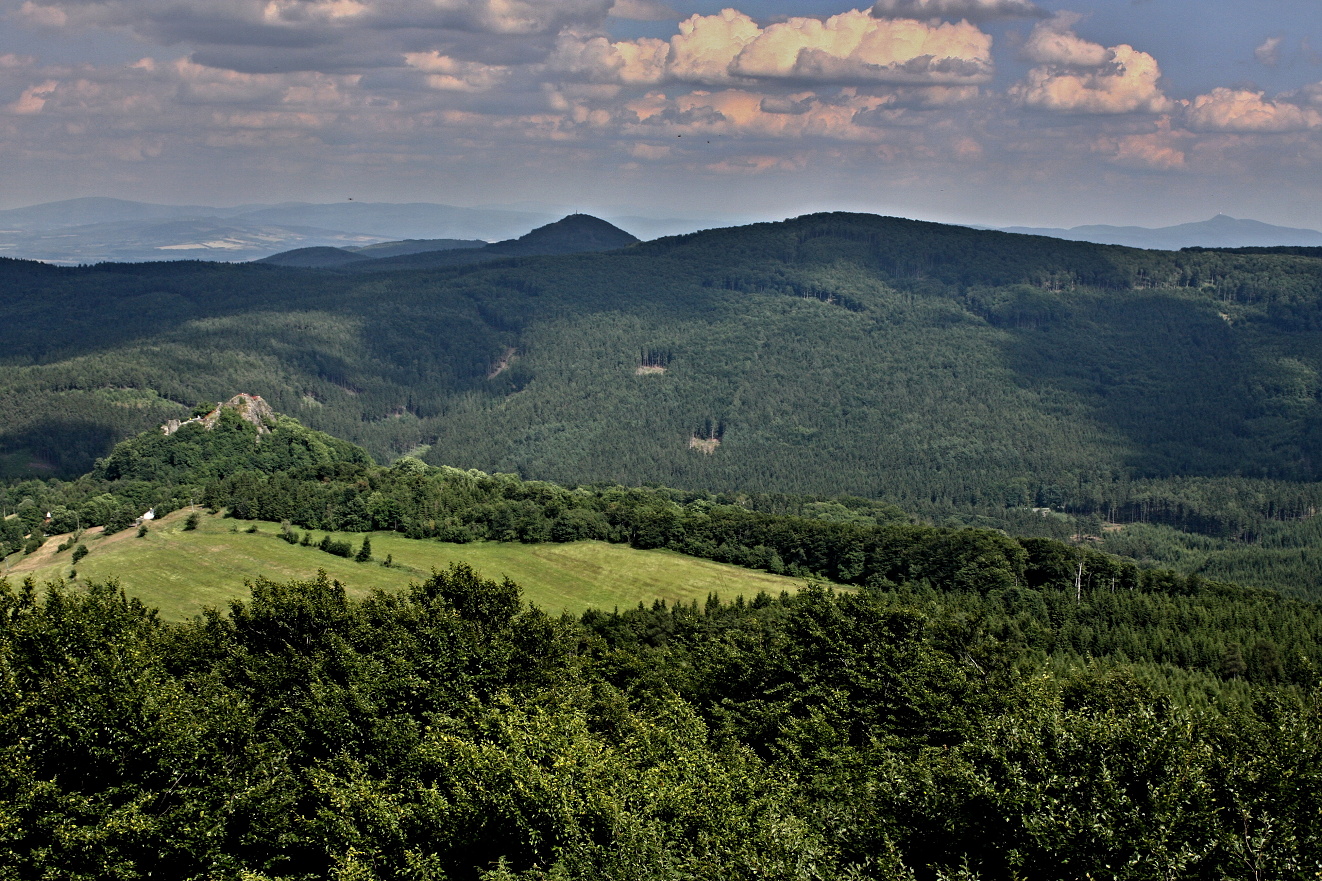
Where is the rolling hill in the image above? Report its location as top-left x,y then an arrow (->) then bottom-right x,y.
256,214 -> 639,271
5,210 -> 1322,596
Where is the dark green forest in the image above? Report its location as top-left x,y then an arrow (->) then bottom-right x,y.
5,212 -> 1322,597
3,387 -> 1322,878
3,563 -> 1320,879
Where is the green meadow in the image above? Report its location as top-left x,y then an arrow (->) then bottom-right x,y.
2,509 -> 813,620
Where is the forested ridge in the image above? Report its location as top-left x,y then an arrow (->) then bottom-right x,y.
6,213 -> 1322,598
3,407 -> 1322,878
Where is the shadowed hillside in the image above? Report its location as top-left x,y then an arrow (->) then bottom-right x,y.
5,211 -> 1322,596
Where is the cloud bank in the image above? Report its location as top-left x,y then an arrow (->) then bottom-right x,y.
2,1 -> 1321,229
1011,18 -> 1171,114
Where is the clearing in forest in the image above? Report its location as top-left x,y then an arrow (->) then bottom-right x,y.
3,508 -> 810,620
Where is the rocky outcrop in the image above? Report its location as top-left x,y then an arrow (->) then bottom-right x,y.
162,394 -> 277,436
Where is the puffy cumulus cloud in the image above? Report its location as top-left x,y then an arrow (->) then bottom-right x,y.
550,32 -> 669,84
732,10 -> 993,85
1012,21 -> 1171,114
666,9 -> 763,83
1255,36 -> 1283,67
555,8 -> 993,87
404,52 -> 511,91
1095,128 -> 1186,170
1020,17 -> 1110,67
618,87 -> 908,142
8,79 -> 58,114
760,93 -> 815,114
869,0 -> 1046,23
1185,87 -> 1322,132
4,55 -> 364,128
627,141 -> 672,159
262,0 -> 369,25
17,1 -> 67,27
0,53 -> 37,69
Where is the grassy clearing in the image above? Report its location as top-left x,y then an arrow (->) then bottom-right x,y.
2,509 -> 814,620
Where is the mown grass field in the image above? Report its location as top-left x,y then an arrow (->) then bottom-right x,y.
2,509 -> 814,620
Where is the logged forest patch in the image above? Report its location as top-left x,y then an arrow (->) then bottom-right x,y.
689,435 -> 720,454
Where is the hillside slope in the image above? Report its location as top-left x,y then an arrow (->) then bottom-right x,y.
344,213 -> 640,271
5,212 -> 1322,596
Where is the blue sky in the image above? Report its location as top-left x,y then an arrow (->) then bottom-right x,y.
2,0 -> 1320,231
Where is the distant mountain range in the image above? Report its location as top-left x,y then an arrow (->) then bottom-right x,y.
997,214 -> 1322,250
0,198 -> 558,264
4,197 -> 1322,263
259,214 -> 640,271
0,198 -> 710,265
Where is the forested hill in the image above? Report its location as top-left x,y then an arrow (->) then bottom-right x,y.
335,213 -> 641,271
4,407 -> 1322,875
5,211 -> 1322,595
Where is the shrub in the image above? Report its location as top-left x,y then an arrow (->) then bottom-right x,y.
184,512 -> 200,531
324,539 -> 353,558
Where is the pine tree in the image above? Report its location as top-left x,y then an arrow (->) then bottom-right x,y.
356,536 -> 373,563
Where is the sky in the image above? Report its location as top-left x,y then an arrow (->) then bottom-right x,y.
2,0 -> 1321,230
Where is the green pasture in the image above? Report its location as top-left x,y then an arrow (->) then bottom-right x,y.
3,509 -> 812,620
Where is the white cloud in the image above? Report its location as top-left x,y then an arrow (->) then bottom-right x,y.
404,52 -> 510,91
0,53 -> 38,70
618,87 -> 919,143
1020,18 -> 1110,67
1185,87 -> 1322,132
550,32 -> 669,84
8,79 -> 58,114
732,10 -> 993,85
666,9 -> 763,84
1097,128 -> 1185,170
6,0 -> 1320,223
17,1 -> 67,28
1255,36 -> 1283,67
262,0 -> 369,25
1012,21 -> 1170,114
555,8 -> 993,88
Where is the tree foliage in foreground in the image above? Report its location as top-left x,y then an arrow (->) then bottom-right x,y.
0,569 -> 1318,880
